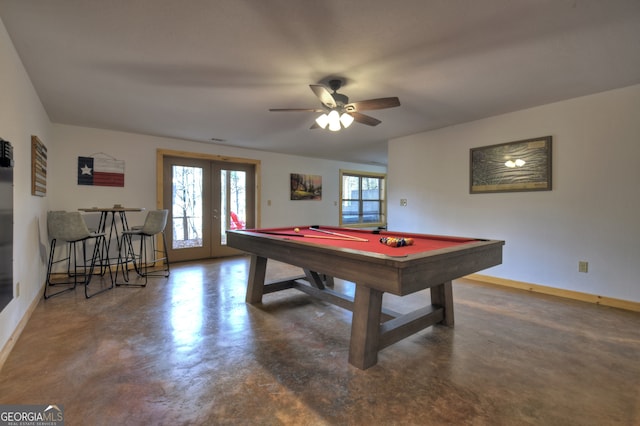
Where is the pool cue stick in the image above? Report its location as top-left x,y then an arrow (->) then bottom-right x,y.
308,226 -> 369,242
259,231 -> 361,241
310,228 -> 369,242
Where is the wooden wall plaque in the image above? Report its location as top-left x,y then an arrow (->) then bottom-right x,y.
31,135 -> 47,196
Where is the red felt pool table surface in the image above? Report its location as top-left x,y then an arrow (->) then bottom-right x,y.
227,225 -> 504,369
242,226 -> 478,257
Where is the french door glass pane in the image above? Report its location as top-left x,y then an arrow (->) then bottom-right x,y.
171,165 -> 203,249
220,170 -> 247,245
229,171 -> 246,229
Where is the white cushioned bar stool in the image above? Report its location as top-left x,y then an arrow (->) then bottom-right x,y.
116,209 -> 170,287
44,211 -> 113,299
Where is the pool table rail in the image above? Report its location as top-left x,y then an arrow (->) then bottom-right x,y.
228,228 -> 504,369
228,229 -> 503,296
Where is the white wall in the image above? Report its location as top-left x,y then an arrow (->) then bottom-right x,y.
388,85 -> 640,303
0,18 -> 53,355
49,124 -> 384,228
0,122 -> 383,355
0,15 -> 385,356
4,6 -> 637,361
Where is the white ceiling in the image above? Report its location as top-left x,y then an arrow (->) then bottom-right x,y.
1,0 -> 639,165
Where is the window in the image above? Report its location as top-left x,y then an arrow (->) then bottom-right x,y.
340,170 -> 386,227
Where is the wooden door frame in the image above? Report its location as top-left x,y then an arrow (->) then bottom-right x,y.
156,148 -> 262,238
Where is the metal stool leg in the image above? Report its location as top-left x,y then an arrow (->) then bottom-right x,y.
44,239 -> 77,299
85,234 -> 114,298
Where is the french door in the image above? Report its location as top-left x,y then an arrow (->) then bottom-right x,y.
162,156 -> 255,262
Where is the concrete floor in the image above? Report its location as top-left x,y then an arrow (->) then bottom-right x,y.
1,256 -> 639,425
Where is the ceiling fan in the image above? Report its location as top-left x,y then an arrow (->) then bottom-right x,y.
269,79 -> 400,131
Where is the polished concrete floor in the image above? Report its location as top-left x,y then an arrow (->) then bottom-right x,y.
1,256 -> 639,425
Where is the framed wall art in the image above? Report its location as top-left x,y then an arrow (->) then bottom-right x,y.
470,136 -> 552,194
78,153 -> 125,187
31,135 -> 47,196
290,173 -> 322,200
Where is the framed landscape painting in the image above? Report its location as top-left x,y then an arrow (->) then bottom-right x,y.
290,173 -> 322,200
470,136 -> 552,194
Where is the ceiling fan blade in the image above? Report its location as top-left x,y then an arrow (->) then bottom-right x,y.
269,108 -> 325,112
310,84 -> 337,108
344,97 -> 400,112
350,112 -> 381,126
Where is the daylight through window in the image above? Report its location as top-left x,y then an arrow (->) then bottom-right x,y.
340,170 -> 386,227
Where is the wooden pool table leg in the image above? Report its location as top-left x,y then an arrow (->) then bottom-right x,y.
246,255 -> 267,304
349,284 -> 384,370
430,280 -> 454,326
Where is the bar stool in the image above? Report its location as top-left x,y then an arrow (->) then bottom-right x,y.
44,211 -> 113,299
116,209 -> 170,287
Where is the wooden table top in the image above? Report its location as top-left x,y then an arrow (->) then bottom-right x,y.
79,207 -> 145,212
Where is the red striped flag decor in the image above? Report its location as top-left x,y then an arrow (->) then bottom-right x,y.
77,156 -> 125,187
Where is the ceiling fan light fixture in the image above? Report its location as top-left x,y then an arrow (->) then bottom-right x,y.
340,113 -> 354,128
272,81 -> 400,130
315,113 -> 330,129
328,110 -> 341,131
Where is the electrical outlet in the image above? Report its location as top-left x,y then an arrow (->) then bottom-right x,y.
400,199 -> 408,206
578,261 -> 589,273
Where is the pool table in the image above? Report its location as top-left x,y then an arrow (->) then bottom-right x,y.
227,226 -> 504,369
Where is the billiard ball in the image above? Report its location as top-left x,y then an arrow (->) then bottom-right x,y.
294,227 -> 300,233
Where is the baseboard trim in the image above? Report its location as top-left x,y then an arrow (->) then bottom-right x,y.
0,287 -> 42,372
465,274 -> 640,312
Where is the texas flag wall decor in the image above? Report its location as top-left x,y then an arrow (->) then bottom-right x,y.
77,156 -> 125,187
